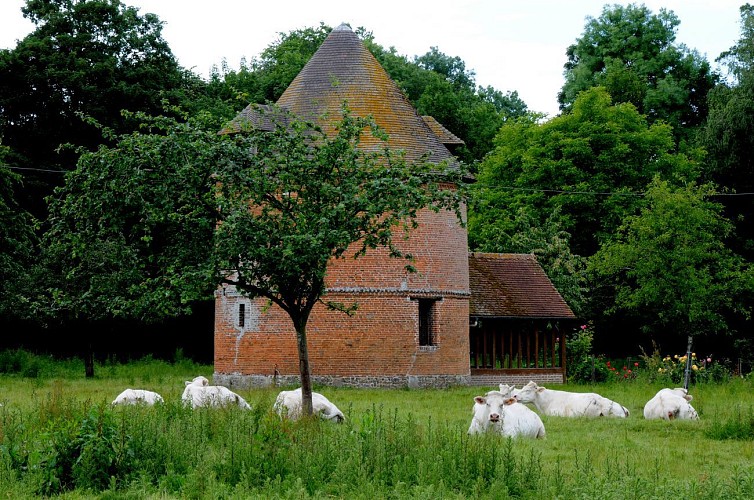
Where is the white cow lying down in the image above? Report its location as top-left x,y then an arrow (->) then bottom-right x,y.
468,390 -> 545,439
112,389 -> 164,406
274,388 -> 345,422
643,388 -> 699,421
515,381 -> 630,418
182,375 -> 251,409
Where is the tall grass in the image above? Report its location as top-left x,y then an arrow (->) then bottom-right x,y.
0,352 -> 752,498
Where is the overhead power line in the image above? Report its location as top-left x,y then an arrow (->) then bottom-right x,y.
473,183 -> 754,197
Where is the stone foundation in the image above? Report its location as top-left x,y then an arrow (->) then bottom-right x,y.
214,372 -> 470,390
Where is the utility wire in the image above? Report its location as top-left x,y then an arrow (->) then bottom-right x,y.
473,183 -> 754,197
7,165 -> 754,197
4,166 -> 67,174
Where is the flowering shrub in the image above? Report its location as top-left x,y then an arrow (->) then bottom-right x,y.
605,360 -> 638,381
639,344 -> 731,384
567,323 -> 612,383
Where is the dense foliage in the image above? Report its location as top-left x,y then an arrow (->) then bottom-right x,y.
1,1 -> 754,368
559,3 -> 715,142
0,0 -> 191,218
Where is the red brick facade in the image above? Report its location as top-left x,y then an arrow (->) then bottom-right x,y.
214,24 -> 473,389
214,204 -> 471,388
213,24 -> 574,388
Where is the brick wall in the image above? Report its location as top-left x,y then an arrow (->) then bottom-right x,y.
214,205 -> 472,388
468,372 -> 565,387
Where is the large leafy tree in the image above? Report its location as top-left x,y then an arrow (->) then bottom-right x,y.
559,3 -> 715,141
470,87 -> 702,258
0,152 -> 37,318
43,104 -> 466,406
214,105 -> 466,414
589,177 -> 754,346
41,112 -> 220,375
699,4 -> 754,259
0,0 -> 187,216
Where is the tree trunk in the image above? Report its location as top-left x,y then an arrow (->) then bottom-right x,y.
84,340 -> 94,378
82,321 -> 95,378
293,317 -> 314,416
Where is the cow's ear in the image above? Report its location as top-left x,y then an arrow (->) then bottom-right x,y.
184,381 -> 190,386
536,387 -> 545,393
684,394 -> 693,401
504,398 -> 516,405
474,396 -> 486,404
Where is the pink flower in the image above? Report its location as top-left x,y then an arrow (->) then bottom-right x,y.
627,369 -> 632,374
634,362 -> 639,367
707,357 -> 712,363
581,324 -> 587,330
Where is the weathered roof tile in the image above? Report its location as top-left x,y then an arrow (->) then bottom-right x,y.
236,24 -> 458,167
469,253 -> 576,319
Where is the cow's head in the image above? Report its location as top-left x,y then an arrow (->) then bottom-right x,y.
514,381 -> 542,403
185,375 -> 209,387
498,384 -> 518,399
473,392 -> 508,427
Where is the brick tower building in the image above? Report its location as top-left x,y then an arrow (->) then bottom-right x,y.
213,24 -> 472,388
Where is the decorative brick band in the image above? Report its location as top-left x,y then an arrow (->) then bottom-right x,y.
216,286 -> 471,298
468,373 -> 565,387
214,372 -> 471,390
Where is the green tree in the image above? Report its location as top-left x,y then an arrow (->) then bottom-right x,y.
0,150 -> 37,318
471,87 -> 701,257
0,0 -> 187,216
699,4 -> 754,258
559,3 -> 715,141
589,177 -> 754,343
43,104 -> 466,406
41,111 -> 220,375
214,105 -> 466,414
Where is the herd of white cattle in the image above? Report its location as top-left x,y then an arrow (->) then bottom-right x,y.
469,381 -> 699,439
111,377 -> 698,438
111,375 -> 344,422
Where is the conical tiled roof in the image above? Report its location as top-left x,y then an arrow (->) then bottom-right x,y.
238,24 -> 457,167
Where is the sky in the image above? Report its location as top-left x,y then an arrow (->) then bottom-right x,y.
0,0 -> 745,117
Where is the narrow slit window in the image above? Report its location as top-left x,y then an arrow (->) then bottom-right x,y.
418,299 -> 435,346
238,303 -> 246,327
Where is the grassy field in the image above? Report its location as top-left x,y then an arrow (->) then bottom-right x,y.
0,354 -> 753,498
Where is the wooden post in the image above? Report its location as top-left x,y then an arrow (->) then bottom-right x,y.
535,326 -> 540,368
508,329 -> 514,369
683,335 -> 693,390
526,329 -> 531,368
551,330 -> 556,370
492,329 -> 497,369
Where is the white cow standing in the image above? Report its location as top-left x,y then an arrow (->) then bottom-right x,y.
643,388 -> 699,421
112,389 -> 164,406
181,375 -> 251,410
273,388 -> 345,422
514,381 -> 630,418
468,390 -> 546,439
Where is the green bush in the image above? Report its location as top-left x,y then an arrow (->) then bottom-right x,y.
567,324 -> 611,383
